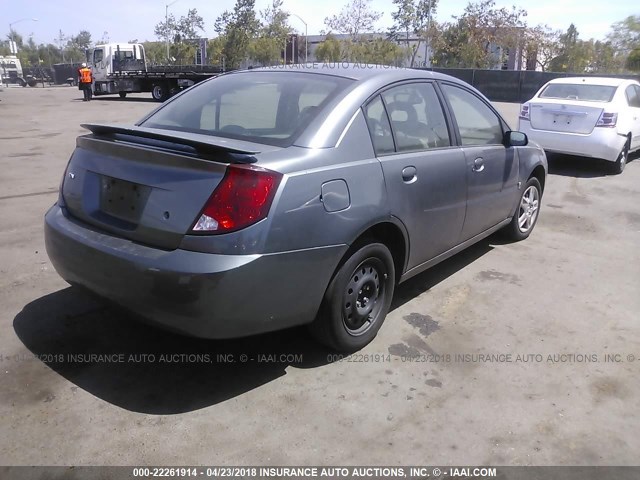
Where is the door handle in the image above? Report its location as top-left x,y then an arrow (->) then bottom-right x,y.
472,157 -> 485,172
401,166 -> 417,183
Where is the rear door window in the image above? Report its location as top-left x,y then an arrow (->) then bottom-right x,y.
381,83 -> 451,152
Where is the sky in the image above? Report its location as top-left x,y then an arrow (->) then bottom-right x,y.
3,0 -> 638,47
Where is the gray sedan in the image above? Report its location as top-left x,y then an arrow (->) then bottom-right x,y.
45,65 -> 547,351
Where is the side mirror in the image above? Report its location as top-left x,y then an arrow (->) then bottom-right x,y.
505,130 -> 528,147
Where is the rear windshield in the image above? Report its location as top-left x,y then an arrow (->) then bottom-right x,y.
539,83 -> 617,102
141,71 -> 354,147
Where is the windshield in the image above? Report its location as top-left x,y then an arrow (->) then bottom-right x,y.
539,83 -> 617,102
141,71 -> 354,147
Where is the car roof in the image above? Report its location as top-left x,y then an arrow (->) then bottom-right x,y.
546,76 -> 632,87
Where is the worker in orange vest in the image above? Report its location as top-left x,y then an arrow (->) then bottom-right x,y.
78,63 -> 93,102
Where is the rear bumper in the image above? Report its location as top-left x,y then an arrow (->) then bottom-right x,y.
520,121 -> 625,162
45,204 -> 347,339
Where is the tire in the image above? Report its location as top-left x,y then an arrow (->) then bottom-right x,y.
309,242 -> 395,352
118,91 -> 127,99
611,139 -> 629,175
151,84 -> 169,102
503,177 -> 542,241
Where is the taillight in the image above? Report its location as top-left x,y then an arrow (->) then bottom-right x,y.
596,111 -> 618,128
519,103 -> 530,121
191,165 -> 282,234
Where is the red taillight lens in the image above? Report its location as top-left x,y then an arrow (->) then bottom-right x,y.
191,165 -> 282,234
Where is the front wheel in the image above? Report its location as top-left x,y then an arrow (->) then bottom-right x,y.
503,177 -> 542,241
118,91 -> 127,99
611,139 -> 629,175
309,243 -> 395,352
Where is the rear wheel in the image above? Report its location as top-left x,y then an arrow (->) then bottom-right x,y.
118,91 -> 127,99
611,139 -> 629,175
309,243 -> 395,352
151,83 -> 169,102
503,177 -> 542,241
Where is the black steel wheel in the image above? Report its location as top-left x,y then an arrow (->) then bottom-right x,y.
310,242 -> 395,352
342,259 -> 385,335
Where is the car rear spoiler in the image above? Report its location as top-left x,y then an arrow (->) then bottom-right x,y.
81,123 -> 260,164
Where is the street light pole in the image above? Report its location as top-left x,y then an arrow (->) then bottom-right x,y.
289,13 -> 308,64
165,0 -> 179,63
8,18 -> 38,54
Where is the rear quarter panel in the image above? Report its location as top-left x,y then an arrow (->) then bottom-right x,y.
263,110 -> 390,253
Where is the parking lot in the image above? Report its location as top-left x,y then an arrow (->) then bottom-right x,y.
0,85 -> 639,466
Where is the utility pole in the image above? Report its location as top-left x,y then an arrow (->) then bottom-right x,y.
290,13 -> 308,64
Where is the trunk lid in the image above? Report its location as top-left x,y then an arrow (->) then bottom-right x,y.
529,99 -> 604,134
61,125 -> 274,250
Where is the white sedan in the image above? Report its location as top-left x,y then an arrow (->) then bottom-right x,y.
518,77 -> 640,174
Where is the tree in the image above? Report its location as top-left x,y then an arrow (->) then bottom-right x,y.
317,0 -> 384,64
215,0 -> 260,69
65,30 -> 92,62
606,15 -> 640,72
389,0 -> 415,54
177,9 -> 205,41
249,0 -> 291,65
324,0 -> 383,39
208,36 -> 226,67
549,24 -> 592,73
388,0 -> 438,67
315,34 -> 405,64
154,8 -> 205,63
142,41 -> 167,65
606,15 -> 640,54
432,0 -> 527,69
315,34 -> 347,62
522,25 -> 560,71
351,37 -> 406,64
588,40 -> 622,73
627,48 -> 640,72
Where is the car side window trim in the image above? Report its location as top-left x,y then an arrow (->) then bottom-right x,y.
437,81 -> 506,147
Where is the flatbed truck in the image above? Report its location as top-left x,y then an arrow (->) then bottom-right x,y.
88,43 -> 223,101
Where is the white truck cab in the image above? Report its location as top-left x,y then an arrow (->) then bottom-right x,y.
90,43 -> 147,82
0,55 -> 26,86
